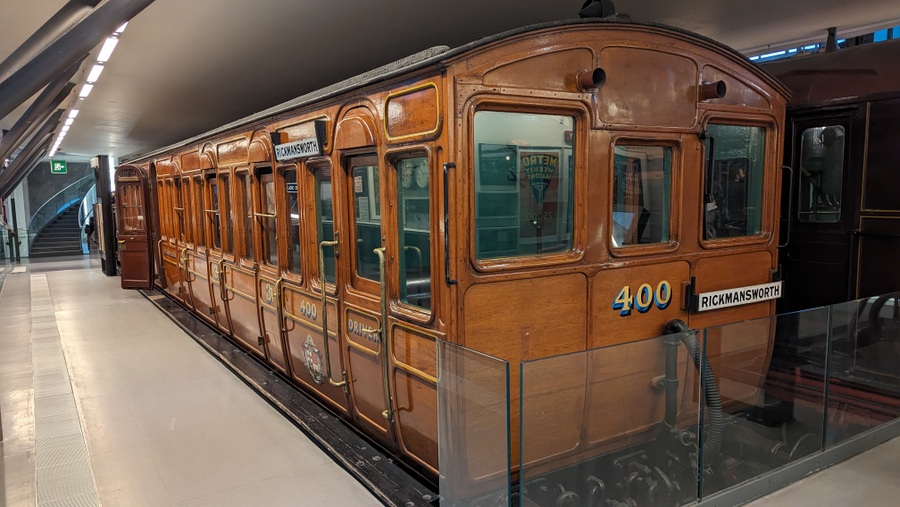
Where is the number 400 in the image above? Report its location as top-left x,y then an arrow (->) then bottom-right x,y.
612,280 -> 672,316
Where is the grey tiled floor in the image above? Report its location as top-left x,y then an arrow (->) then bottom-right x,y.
744,435 -> 900,507
1,257 -> 380,506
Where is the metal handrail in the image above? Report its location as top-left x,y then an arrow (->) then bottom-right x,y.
26,173 -> 95,247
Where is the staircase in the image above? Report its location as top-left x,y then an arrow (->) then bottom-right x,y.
29,205 -> 85,258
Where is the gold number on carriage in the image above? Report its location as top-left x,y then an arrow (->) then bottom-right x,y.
613,280 -> 672,316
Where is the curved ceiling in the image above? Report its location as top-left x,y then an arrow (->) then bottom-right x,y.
2,0 -> 900,162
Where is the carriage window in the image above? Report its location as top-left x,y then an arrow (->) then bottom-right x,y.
351,155 -> 381,281
159,181 -> 168,237
193,177 -> 205,247
207,176 -> 221,249
120,184 -> 144,232
221,174 -> 233,254
474,111 -> 575,259
703,124 -> 766,239
284,169 -> 301,274
173,179 -> 184,241
396,156 -> 431,310
241,173 -> 254,260
259,169 -> 277,266
179,179 -> 189,242
612,146 -> 672,247
314,166 -> 335,284
154,181 -> 163,236
798,126 -> 844,223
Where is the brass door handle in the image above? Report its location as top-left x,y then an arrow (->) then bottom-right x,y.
317,233 -> 347,392
373,247 -> 394,423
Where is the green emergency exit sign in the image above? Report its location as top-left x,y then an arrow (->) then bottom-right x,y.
51,160 -> 67,174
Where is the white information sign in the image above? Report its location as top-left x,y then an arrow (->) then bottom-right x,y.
695,281 -> 782,312
274,137 -> 321,161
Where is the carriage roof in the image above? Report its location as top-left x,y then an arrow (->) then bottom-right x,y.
127,17 -> 784,163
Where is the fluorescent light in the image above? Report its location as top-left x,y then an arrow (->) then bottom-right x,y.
68,109 -> 79,119
49,149 -> 57,157
115,22 -> 128,34
65,118 -> 74,126
97,37 -> 119,63
87,64 -> 104,83
61,125 -> 70,132
79,83 -> 94,98
760,50 -> 786,59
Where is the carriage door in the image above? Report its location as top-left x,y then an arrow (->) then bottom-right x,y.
781,114 -> 853,311
115,165 -> 153,289
337,153 -> 399,443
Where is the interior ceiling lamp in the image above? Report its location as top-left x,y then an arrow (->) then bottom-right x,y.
50,23 -> 127,157
86,64 -> 103,83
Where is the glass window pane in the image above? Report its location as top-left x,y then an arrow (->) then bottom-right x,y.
194,178 -> 205,246
474,111 -> 575,259
222,174 -> 233,254
243,174 -> 254,260
121,185 -> 144,232
352,159 -> 381,281
163,181 -> 172,238
798,126 -> 844,223
612,146 -> 672,247
315,166 -> 335,284
208,177 -> 220,249
174,180 -> 183,240
284,170 -> 301,275
397,157 -> 431,310
703,124 -> 766,239
263,178 -> 277,266
179,179 -> 189,242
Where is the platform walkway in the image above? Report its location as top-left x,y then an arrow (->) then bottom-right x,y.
2,255 -> 900,506
0,256 -> 379,506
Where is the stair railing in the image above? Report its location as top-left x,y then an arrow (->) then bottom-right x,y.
27,174 -> 97,250
77,184 -> 97,228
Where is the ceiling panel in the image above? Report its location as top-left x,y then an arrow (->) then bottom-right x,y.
2,0 -> 899,162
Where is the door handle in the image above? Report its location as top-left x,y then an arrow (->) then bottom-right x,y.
217,258 -> 230,301
373,247 -> 394,423
318,233 -> 347,392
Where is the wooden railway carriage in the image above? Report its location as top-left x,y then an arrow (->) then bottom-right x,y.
115,18 -> 790,482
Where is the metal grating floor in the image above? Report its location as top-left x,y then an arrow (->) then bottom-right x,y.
29,274 -> 100,507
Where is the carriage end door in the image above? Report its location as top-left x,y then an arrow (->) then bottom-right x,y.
115,165 -> 153,289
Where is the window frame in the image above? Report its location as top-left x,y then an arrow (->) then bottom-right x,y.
699,115 -> 777,249
279,164 -> 303,281
309,159 -> 337,295
607,136 -> 681,258
178,177 -> 190,244
236,168 -> 255,264
192,176 -> 206,250
796,124 -> 846,224
468,99 -> 588,273
255,166 -> 278,268
204,171 -> 222,251
219,170 -> 234,256
344,152 -> 382,295
387,147 -> 435,323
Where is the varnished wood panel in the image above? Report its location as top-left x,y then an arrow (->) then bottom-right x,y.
385,83 -> 440,141
597,46 -> 698,128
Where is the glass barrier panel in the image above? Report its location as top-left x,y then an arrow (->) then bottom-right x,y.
437,340 -> 511,506
699,309 -> 829,498
520,335 -> 701,507
826,294 -> 900,446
